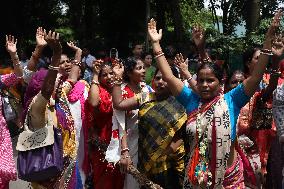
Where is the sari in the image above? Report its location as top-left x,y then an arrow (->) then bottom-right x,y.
105,82 -> 153,189
138,95 -> 186,188
22,70 -> 86,188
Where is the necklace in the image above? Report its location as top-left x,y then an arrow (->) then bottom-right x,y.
194,102 -> 212,186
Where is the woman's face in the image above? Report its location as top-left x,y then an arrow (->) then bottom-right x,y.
247,50 -> 260,74
144,54 -> 153,67
59,54 -> 72,75
153,71 -> 169,95
197,67 -> 221,101
128,60 -> 146,83
228,73 -> 245,90
99,65 -> 114,89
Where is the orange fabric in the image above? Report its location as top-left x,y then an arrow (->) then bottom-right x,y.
187,143 -> 199,185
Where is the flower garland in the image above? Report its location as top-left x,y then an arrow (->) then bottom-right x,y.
195,103 -> 213,187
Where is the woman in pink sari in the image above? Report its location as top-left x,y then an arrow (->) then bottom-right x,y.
0,35 -> 23,189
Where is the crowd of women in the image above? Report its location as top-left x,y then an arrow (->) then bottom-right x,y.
1,9 -> 284,189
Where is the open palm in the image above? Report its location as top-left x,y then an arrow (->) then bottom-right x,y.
6,35 -> 17,53
148,18 -> 162,43
36,27 -> 47,47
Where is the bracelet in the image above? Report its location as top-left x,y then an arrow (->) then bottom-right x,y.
121,155 -> 130,159
260,51 -> 273,56
153,50 -> 163,56
121,147 -> 130,153
91,80 -> 100,85
187,76 -> 193,82
154,53 -> 165,59
261,48 -> 272,53
48,65 -> 60,71
270,69 -> 281,77
72,60 -> 82,67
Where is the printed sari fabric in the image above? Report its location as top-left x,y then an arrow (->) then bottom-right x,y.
138,95 -> 187,188
183,97 -> 233,188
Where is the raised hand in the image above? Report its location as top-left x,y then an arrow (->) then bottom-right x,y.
266,9 -> 283,40
192,25 -> 205,49
5,35 -> 17,54
148,18 -> 162,43
92,59 -> 104,75
272,35 -> 284,57
67,41 -> 81,51
112,61 -> 124,78
174,53 -> 193,80
36,27 -> 47,47
44,30 -> 61,53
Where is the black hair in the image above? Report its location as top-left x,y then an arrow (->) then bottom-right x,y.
122,57 -> 139,82
164,45 -> 177,60
141,51 -> 153,60
154,66 -> 179,79
197,62 -> 223,82
242,47 -> 260,75
98,61 -> 113,78
131,42 -> 143,50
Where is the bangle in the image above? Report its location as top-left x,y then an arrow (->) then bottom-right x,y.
154,53 -> 165,59
48,65 -> 60,71
72,60 -> 82,67
153,50 -> 163,56
261,48 -> 272,53
121,155 -> 130,159
187,76 -> 193,82
91,80 -> 100,85
121,147 -> 129,153
270,69 -> 281,77
260,51 -> 273,56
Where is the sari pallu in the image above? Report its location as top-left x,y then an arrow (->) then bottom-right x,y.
184,97 -> 232,189
138,95 -> 186,175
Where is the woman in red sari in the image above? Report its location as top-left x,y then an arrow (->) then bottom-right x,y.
86,60 -> 124,189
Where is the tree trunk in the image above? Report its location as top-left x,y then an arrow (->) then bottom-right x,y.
244,0 -> 260,33
170,0 -> 186,43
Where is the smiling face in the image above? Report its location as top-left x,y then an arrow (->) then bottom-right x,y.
127,59 -> 146,84
197,67 -> 221,101
99,65 -> 114,89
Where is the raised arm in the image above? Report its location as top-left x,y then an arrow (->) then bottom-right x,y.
27,27 -> 47,71
88,59 -> 103,107
5,35 -> 23,78
192,25 -> 211,63
112,62 -> 139,110
148,18 -> 184,96
30,30 -> 62,130
174,53 -> 198,93
67,41 -> 82,62
262,36 -> 284,101
243,10 -> 283,97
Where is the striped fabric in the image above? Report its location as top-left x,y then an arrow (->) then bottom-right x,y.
138,95 -> 187,175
